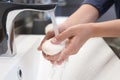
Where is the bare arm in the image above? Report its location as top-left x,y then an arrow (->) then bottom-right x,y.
92,20 -> 120,37
62,4 -> 99,27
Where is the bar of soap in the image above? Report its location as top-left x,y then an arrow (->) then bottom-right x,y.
45,24 -> 53,34
42,39 -> 65,55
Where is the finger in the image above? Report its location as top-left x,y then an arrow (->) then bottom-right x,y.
38,31 -> 55,50
57,56 -> 68,65
42,52 -> 52,61
64,36 -> 81,55
44,52 -> 61,61
55,49 -> 69,65
51,28 -> 74,44
50,60 -> 55,64
44,51 -> 67,65
50,60 -> 57,65
56,36 -> 80,64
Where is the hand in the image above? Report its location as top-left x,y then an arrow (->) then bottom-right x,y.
37,24 -> 68,63
46,23 -> 93,64
38,23 -> 93,65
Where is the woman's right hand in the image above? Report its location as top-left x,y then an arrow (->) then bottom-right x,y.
38,23 -> 93,65
37,23 -> 68,61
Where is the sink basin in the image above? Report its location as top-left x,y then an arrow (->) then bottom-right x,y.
3,34 -> 118,80
1,17 -> 120,80
2,34 -> 120,80
13,42 -> 41,80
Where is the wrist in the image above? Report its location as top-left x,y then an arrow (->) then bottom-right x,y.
84,23 -> 95,38
89,23 -> 102,37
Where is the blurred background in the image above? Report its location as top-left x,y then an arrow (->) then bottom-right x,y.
1,0 -> 120,57
0,0 -> 116,35
0,0 -> 84,35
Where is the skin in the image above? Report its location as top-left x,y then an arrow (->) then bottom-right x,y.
38,4 -> 120,65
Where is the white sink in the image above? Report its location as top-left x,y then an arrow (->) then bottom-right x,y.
0,35 -> 43,80
1,17 -> 120,80
1,35 -> 120,80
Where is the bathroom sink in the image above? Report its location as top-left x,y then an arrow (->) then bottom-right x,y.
1,17 -> 120,80
2,35 -> 120,80
1,35 -> 43,80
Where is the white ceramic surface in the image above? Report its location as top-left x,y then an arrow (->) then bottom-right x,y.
1,17 -> 120,80
0,35 -> 43,80
3,35 -> 120,80
36,37 -> 118,80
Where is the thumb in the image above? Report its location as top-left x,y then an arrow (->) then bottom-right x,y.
55,50 -> 69,65
51,29 -> 73,44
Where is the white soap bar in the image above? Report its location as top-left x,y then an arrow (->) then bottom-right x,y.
45,24 -> 53,34
42,39 -> 65,55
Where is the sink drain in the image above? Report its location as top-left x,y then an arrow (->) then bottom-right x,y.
17,67 -> 23,80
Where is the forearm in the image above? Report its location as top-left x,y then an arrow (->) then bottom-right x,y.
91,20 -> 120,37
63,4 -> 99,27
